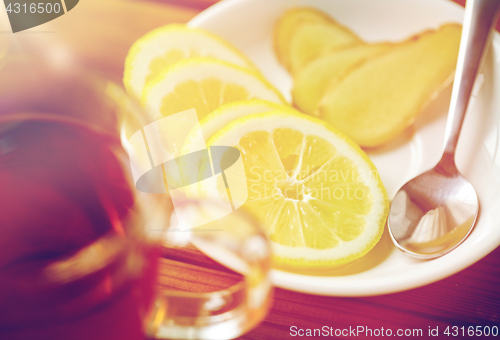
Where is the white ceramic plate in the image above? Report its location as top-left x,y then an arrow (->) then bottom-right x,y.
188,0 -> 500,296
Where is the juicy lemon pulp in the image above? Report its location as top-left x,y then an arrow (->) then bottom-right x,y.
208,112 -> 388,272
241,129 -> 372,249
147,49 -> 201,85
160,79 -> 252,119
142,58 -> 286,121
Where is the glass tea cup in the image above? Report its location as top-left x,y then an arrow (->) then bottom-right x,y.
0,33 -> 272,340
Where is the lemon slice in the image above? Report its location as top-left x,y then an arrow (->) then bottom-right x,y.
207,111 -> 389,272
124,24 -> 255,99
142,58 -> 287,121
198,100 -> 286,142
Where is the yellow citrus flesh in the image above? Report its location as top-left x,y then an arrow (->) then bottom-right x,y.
124,24 -> 255,99
207,111 -> 389,273
142,58 -> 286,121
198,100 -> 288,142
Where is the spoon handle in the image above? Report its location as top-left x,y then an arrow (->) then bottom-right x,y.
442,0 -> 500,156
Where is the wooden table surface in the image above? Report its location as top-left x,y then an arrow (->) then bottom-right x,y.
35,0 -> 500,338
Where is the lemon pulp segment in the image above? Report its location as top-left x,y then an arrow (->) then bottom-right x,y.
208,112 -> 388,271
142,58 -> 286,121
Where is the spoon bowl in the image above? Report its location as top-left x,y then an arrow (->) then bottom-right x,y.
388,154 -> 478,259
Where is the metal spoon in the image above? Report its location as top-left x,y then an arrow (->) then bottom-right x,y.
388,0 -> 500,259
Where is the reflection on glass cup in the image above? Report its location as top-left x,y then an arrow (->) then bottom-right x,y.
0,35 -> 272,339
150,199 -> 272,340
